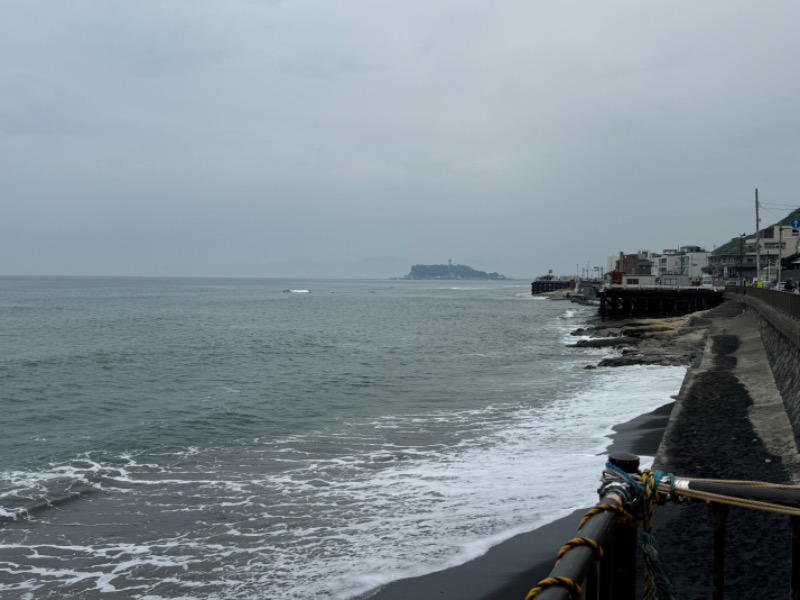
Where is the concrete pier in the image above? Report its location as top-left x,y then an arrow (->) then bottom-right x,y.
598,287 -> 724,320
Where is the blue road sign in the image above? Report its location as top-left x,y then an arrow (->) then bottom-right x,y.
791,218 -> 800,229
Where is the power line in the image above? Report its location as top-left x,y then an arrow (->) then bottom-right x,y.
759,202 -> 799,210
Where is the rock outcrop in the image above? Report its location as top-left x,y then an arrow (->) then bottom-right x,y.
571,309 -> 735,368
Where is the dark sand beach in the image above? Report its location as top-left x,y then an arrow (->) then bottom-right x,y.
363,404 -> 672,600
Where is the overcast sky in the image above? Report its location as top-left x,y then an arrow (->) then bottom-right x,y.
2,1 -> 798,279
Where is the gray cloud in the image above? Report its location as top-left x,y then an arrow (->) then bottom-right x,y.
2,0 -> 799,279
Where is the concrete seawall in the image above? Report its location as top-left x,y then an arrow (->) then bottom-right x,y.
737,292 -> 800,444
652,297 -> 800,600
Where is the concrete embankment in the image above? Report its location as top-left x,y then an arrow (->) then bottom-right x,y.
651,298 -> 800,600
547,296 -> 800,599
738,292 -> 800,441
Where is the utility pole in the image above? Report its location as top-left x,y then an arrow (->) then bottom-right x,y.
778,224 -> 783,285
739,234 -> 745,286
755,188 -> 761,282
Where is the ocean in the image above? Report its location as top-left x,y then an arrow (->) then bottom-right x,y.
0,276 -> 686,599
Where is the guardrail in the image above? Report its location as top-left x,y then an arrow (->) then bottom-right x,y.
725,286 -> 800,320
525,452 -> 800,600
527,453 -> 639,600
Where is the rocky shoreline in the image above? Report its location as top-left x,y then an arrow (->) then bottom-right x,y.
542,286 -> 717,368
569,311 -> 714,368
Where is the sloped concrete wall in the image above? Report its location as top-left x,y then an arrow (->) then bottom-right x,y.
731,292 -> 800,441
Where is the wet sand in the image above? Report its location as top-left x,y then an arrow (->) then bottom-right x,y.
362,404 -> 672,600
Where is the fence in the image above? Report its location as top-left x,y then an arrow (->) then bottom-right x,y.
525,453 -> 800,600
725,285 -> 800,320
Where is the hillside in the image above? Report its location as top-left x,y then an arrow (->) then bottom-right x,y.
713,207 -> 800,255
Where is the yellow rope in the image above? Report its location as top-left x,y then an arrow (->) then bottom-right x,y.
641,469 -> 671,531
525,469 -> 800,600
525,576 -> 582,600
556,537 -> 604,562
579,502 -> 637,528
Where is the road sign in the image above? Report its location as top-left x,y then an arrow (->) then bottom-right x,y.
791,218 -> 800,229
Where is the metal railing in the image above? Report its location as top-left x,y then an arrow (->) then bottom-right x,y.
529,453 -> 639,600
725,285 -> 800,320
526,452 -> 800,600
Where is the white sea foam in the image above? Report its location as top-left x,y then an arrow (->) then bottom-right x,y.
197,364 -> 682,599
0,357 -> 682,599
0,283 -> 685,600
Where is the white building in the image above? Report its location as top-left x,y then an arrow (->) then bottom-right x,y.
754,225 -> 800,280
650,246 -> 710,279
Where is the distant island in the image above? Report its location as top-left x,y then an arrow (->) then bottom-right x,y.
402,263 -> 509,280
